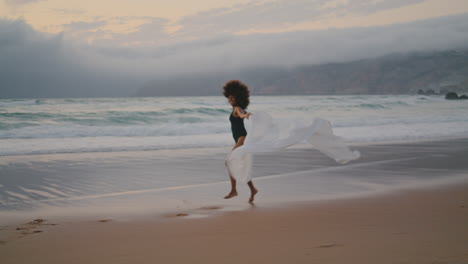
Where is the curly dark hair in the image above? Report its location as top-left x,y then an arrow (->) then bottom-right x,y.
223,80 -> 250,109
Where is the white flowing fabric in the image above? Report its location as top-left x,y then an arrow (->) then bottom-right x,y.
226,111 -> 360,183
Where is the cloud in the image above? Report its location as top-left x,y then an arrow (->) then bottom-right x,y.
5,0 -> 46,5
51,0 -> 428,47
58,16 -> 170,46
342,0 -> 426,15
1,13 -> 468,98
0,19 -> 141,98
63,20 -> 107,32
86,13 -> 468,76
51,8 -> 86,15
103,17 -> 170,46
176,0 -> 427,36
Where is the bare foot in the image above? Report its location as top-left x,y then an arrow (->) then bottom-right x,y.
249,188 -> 258,203
224,191 -> 238,199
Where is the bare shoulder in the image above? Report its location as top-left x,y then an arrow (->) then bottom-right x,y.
234,106 -> 245,114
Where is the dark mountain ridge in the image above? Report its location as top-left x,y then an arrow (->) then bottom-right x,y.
137,49 -> 468,96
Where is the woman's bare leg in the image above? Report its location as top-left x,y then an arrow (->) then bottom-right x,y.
224,175 -> 238,199
247,181 -> 258,203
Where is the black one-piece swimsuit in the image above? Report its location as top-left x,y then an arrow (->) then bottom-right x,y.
229,111 -> 247,143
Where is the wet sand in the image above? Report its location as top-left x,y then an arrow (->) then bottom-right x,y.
0,183 -> 467,264
2,138 -> 468,223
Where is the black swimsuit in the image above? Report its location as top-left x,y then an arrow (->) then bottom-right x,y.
230,111 -> 247,143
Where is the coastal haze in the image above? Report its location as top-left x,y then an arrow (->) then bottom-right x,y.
1,0 -> 468,98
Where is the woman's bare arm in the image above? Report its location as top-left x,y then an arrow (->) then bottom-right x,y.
233,106 -> 251,119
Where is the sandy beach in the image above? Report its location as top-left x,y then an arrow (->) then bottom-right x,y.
1,138 -> 468,263
0,183 -> 467,264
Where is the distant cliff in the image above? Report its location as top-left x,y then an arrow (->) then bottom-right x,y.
137,49 -> 468,96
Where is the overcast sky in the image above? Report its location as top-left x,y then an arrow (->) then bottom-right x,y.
1,0 -> 468,98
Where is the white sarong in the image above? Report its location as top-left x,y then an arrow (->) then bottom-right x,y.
226,111 -> 360,183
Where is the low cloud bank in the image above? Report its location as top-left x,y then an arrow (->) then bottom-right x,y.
1,14 -> 468,98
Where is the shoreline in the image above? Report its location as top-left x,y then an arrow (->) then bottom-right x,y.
1,182 -> 467,264
1,170 -> 467,226
2,134 -> 468,159
1,137 -> 468,226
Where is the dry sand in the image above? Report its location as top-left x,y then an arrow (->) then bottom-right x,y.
1,183 -> 467,264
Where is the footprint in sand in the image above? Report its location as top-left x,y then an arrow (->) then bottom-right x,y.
317,243 -> 343,248
170,206 -> 223,218
20,230 -> 42,235
30,219 -> 45,224
199,206 -> 223,210
15,219 -> 56,237
27,219 -> 56,226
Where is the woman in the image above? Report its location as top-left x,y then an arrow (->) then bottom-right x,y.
223,80 -> 258,203
222,81 -> 360,204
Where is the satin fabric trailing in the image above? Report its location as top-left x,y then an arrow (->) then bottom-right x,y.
226,111 -> 361,183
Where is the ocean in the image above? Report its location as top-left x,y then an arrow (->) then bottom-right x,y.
1,95 -> 468,223
1,95 -> 468,156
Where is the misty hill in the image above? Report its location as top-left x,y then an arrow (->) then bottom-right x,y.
137,49 -> 468,96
